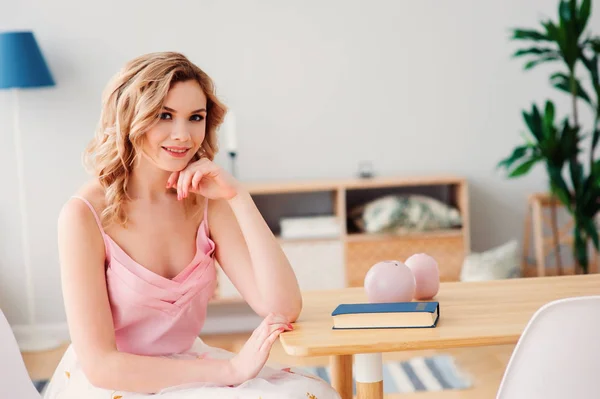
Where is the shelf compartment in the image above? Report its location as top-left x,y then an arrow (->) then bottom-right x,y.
251,190 -> 338,237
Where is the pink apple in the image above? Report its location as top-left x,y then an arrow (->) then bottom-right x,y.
364,260 -> 415,303
405,253 -> 439,300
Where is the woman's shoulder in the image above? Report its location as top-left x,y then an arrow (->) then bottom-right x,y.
57,180 -> 108,275
73,179 -> 106,211
58,179 -> 106,233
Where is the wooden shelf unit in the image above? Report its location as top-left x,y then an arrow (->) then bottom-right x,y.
212,175 -> 470,301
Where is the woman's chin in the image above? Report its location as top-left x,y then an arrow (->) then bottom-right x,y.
157,157 -> 193,172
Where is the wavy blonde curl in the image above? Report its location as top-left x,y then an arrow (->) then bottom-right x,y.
83,52 -> 227,227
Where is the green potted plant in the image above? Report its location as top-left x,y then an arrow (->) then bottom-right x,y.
498,0 -> 600,273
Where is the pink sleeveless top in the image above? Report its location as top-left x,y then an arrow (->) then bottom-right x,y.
72,196 -> 217,356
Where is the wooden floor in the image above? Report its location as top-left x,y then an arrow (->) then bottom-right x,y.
22,332 -> 514,398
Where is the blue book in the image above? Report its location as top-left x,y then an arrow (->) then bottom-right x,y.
331,301 -> 440,329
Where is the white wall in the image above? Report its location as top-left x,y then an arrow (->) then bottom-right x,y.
1,0 -> 596,328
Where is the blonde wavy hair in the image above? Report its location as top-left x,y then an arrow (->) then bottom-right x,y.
83,52 -> 227,227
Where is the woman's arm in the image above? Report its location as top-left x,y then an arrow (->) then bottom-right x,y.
171,158 -> 303,322
208,190 -> 303,322
57,199 -> 238,393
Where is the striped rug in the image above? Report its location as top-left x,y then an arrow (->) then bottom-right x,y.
298,354 -> 472,394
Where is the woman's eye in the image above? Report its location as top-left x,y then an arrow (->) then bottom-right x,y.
190,114 -> 205,122
159,112 -> 172,120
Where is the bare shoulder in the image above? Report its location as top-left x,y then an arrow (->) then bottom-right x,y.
61,179 -> 104,214
58,179 -> 105,246
74,179 -> 106,212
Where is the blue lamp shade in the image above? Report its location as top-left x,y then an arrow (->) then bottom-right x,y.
0,31 -> 55,89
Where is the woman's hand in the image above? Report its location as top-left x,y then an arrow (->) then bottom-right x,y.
166,158 -> 239,201
228,313 -> 293,384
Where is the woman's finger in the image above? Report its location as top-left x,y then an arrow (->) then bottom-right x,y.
248,319 -> 268,350
268,315 -> 292,330
181,170 -> 196,198
252,314 -> 280,348
271,321 -> 291,331
166,171 -> 179,189
260,327 -> 283,353
249,322 -> 263,340
177,171 -> 186,200
253,322 -> 287,354
191,170 -> 204,191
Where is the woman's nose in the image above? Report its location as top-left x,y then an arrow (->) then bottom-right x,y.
171,119 -> 191,141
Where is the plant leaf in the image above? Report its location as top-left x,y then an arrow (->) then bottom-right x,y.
557,2 -> 580,68
578,0 -> 591,34
580,174 -> 596,213
591,186 -> 600,211
497,145 -> 530,169
543,20 -> 562,42
550,181 -> 572,210
574,225 -> 589,271
594,158 -> 600,174
579,53 -> 600,116
584,218 -> 600,251
513,47 -> 558,58
550,71 -> 568,80
509,156 -> 541,177
543,100 -> 556,139
511,29 -> 551,42
593,129 -> 600,153
558,122 -> 583,165
569,158 -> 584,194
550,72 -> 593,105
548,166 -> 572,210
524,54 -> 561,70
579,53 -> 598,80
531,104 -> 543,136
520,130 -> 537,145
522,105 -> 543,141
559,1 -> 572,22
591,38 -> 600,53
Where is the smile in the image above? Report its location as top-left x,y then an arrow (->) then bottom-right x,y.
162,146 -> 190,158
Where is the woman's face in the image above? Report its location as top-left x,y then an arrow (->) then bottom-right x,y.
140,80 -> 207,172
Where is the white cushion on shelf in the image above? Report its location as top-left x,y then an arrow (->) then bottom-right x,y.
280,215 -> 341,239
460,240 -> 520,282
215,240 -> 345,300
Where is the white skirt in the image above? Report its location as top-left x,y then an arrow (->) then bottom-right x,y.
42,338 -> 340,399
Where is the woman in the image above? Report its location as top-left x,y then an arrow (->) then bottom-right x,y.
45,52 -> 339,399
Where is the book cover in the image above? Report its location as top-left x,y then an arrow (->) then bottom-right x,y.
331,301 -> 440,329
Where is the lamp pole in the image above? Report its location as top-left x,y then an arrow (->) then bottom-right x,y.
13,89 -> 34,327
0,31 -> 61,351
12,89 -> 61,352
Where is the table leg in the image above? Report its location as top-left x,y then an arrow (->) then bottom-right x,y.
355,353 -> 383,399
330,355 -> 353,399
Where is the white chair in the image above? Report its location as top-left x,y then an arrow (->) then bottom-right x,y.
496,296 -> 600,399
0,309 -> 41,398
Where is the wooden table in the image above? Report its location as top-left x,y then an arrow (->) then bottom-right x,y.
280,274 -> 600,399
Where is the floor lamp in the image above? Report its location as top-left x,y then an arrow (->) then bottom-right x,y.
0,31 -> 61,351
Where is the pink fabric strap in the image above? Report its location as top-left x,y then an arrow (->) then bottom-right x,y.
71,195 -> 104,233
